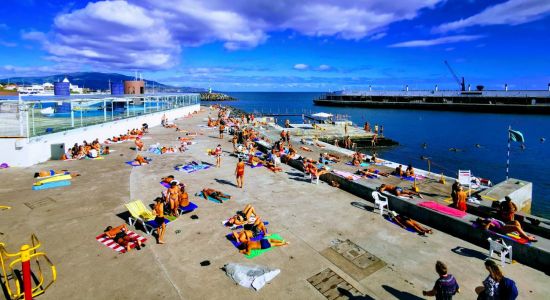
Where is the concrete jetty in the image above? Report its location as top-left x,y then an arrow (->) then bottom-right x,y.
0,106 -> 548,299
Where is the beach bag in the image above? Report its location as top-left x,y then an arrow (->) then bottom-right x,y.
498,277 -> 518,300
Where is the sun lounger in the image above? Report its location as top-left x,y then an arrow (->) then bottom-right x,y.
125,200 -> 172,234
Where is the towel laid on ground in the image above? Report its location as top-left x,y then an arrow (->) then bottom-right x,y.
96,230 -> 147,253
345,162 -> 370,167
179,202 -> 198,213
32,180 -> 71,190
243,234 -> 285,259
418,201 -> 467,218
384,215 -> 417,233
175,162 -> 211,173
332,170 -> 362,181
471,221 -> 531,245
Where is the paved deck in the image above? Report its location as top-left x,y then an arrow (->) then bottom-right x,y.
0,107 -> 548,299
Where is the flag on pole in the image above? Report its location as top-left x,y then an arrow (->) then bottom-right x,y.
508,129 -> 525,143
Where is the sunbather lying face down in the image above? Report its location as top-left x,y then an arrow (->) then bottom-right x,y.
202,188 -> 231,203
379,184 -> 423,199
104,224 -> 144,251
34,170 -> 79,178
239,238 -> 289,255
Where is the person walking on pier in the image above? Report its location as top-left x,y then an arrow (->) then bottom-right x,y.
235,158 -> 245,188
423,261 -> 460,299
374,124 -> 379,134
215,144 -> 222,168
379,125 -> 384,137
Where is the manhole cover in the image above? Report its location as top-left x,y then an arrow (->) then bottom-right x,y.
321,239 -> 386,281
24,197 -> 56,210
307,268 -> 363,300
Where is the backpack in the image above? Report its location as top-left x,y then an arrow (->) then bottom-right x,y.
498,277 -> 518,300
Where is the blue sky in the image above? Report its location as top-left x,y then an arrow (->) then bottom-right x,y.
0,0 -> 549,91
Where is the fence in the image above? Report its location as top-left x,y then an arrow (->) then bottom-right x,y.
0,94 -> 200,138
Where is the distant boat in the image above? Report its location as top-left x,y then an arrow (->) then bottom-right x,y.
40,107 -> 55,115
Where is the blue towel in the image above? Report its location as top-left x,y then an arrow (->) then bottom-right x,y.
32,180 -> 71,190
179,202 -> 198,213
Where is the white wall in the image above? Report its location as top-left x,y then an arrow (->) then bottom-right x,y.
0,104 -> 199,167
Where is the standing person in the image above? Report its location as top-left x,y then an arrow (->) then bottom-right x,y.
219,123 -> 225,139
344,123 -> 348,135
475,260 -> 503,300
165,181 -> 180,216
423,261 -> 460,299
161,114 -> 167,127
153,198 -> 166,244
235,158 -> 245,188
379,125 -> 384,136
215,144 -> 222,168
285,130 -> 291,144
455,186 -> 467,212
451,181 -> 461,207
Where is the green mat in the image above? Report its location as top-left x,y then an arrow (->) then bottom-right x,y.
245,233 -> 284,259
165,215 -> 177,222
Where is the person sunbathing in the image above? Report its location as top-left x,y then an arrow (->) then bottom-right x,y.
357,168 -> 389,178
102,146 -> 110,155
405,164 -> 415,177
104,224 -> 144,251
238,238 -> 289,255
226,204 -> 257,226
135,137 -> 144,151
178,185 -> 190,208
34,170 -> 80,178
379,184 -> 423,199
202,188 -> 231,203
300,146 -> 313,152
134,154 -> 149,165
265,160 -> 282,172
475,217 -> 537,242
351,152 -> 362,166
166,181 -> 180,216
388,211 -> 433,235
393,165 -> 405,177
161,175 -> 175,184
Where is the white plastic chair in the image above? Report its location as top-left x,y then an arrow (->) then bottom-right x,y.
488,237 -> 512,266
371,191 -> 389,216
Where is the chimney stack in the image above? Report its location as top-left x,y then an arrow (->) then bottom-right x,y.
505,83 -> 508,91
435,84 -> 438,92
406,85 -> 409,92
468,84 -> 471,91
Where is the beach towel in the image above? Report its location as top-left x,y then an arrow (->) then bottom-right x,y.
392,174 -> 427,181
175,162 -> 211,173
96,230 -> 147,253
418,201 -> 467,218
345,162 -> 370,167
32,180 -> 71,190
226,232 -> 266,249
34,174 -> 72,186
0,163 -> 9,169
332,170 -> 362,181
179,202 -> 198,213
195,191 -> 230,203
36,171 -> 70,180
85,156 -> 104,160
247,163 -> 264,168
160,181 -> 171,188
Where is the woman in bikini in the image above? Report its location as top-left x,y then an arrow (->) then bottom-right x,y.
165,181 -> 180,216
388,211 -> 433,235
239,238 -> 289,255
202,188 -> 231,203
178,184 -> 190,208
235,158 -> 245,188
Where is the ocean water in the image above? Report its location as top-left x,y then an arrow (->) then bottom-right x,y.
218,92 -> 550,218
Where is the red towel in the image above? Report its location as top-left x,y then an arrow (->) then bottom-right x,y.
418,201 -> 467,218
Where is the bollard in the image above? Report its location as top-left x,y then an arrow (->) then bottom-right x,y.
20,245 -> 32,300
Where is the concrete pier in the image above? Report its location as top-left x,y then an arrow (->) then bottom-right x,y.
0,106 -> 548,299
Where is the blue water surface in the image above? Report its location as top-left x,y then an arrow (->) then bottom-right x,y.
219,92 -> 550,218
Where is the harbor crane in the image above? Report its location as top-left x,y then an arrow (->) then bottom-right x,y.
444,60 -> 466,91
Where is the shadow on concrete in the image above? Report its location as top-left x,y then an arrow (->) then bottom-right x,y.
382,285 -> 424,300
451,246 -> 488,260
289,176 -> 312,183
285,171 -> 304,177
214,178 -> 238,187
336,287 -> 375,300
351,201 -> 374,212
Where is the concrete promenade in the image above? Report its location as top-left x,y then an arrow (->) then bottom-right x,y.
0,107 -> 548,299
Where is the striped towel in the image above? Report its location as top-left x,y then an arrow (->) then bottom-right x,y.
96,230 -> 147,253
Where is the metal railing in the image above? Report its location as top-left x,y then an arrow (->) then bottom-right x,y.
0,94 -> 200,138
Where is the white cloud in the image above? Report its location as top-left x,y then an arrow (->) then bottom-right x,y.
317,64 -> 331,71
389,35 -> 483,47
19,0 -> 445,71
293,63 -> 309,70
369,32 -> 387,41
434,0 -> 550,33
